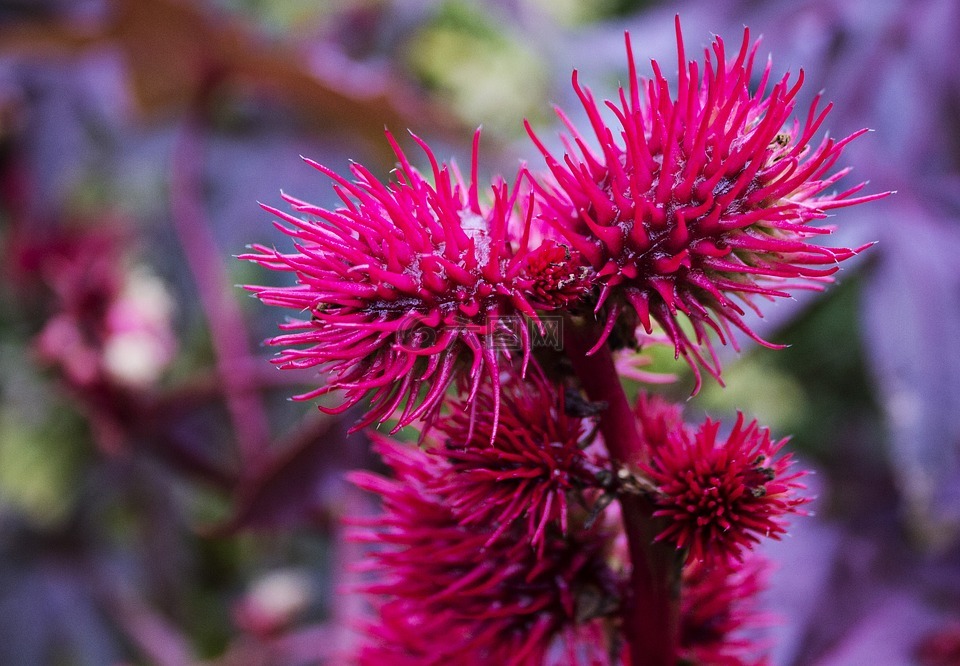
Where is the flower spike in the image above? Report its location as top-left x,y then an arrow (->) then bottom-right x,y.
244,131 -> 572,435
436,369 -> 606,557
528,16 -> 888,383
636,397 -> 810,565
349,437 -> 616,665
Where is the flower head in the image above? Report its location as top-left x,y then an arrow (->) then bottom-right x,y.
527,17 -> 886,387
681,555 -> 771,666
244,131 -> 568,435
634,391 -> 687,452
639,406 -> 809,564
349,437 -> 617,666
435,369 -> 605,555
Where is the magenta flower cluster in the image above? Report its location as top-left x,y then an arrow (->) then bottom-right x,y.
246,16 -> 886,666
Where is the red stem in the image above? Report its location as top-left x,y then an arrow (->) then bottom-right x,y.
564,318 -> 680,666
171,116 -> 271,469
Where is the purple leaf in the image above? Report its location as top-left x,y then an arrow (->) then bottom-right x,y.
815,590 -> 947,666
861,200 -> 960,545
759,500 -> 844,665
0,563 -> 122,666
103,592 -> 195,666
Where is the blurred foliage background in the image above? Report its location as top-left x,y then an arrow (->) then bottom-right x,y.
0,0 -> 958,664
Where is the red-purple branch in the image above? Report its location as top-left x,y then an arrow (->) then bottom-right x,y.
171,117 -> 270,468
564,317 -> 681,666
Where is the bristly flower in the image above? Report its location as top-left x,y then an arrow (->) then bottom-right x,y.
527,16 -> 887,388
638,404 -> 809,564
435,369 -> 606,556
681,555 -> 771,666
634,391 -> 687,454
349,437 -> 618,666
243,131 -> 567,436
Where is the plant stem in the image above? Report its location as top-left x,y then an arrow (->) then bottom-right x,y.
564,318 -> 680,666
171,114 -> 271,468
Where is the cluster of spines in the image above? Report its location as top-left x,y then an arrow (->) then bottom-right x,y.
244,131 -> 579,436
244,16 -> 887,665
526,17 -> 885,388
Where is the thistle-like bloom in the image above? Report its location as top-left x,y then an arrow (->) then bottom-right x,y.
244,132 -> 562,434
637,403 -> 809,564
349,437 -> 617,666
436,370 -> 605,555
527,17 -> 886,386
681,555 -> 770,666
634,392 -> 687,455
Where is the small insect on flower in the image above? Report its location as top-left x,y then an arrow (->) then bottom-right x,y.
527,16 -> 888,389
243,131 -> 573,436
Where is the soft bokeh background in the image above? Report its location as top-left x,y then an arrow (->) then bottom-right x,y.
0,1 -> 957,664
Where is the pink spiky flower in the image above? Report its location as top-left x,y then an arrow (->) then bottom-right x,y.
435,369 -> 606,556
358,601 -> 613,666
244,131 -> 564,434
527,17 -> 887,387
349,437 -> 618,665
680,555 -> 771,666
637,404 -> 809,564
634,391 -> 687,454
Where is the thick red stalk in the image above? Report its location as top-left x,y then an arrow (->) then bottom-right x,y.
564,318 -> 681,666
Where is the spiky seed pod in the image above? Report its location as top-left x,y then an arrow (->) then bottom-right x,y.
639,409 -> 809,565
681,555 -> 771,666
528,17 -> 887,388
349,437 -> 617,666
244,131 -> 571,435
436,369 -> 606,556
